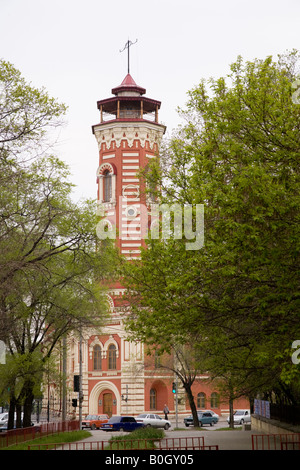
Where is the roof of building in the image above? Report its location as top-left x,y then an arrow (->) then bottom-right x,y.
111,73 -> 146,96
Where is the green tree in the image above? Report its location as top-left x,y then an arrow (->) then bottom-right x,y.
121,51 -> 300,410
0,155 -> 114,428
0,59 -> 66,159
0,60 -> 115,428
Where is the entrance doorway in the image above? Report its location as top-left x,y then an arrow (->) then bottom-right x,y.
103,392 -> 113,417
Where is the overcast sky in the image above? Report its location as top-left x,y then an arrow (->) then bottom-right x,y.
1,0 -> 299,201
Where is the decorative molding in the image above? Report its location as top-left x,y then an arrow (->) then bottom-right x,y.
103,336 -> 119,358
96,162 -> 116,176
88,336 -> 103,359
93,123 -> 165,151
105,294 -> 114,312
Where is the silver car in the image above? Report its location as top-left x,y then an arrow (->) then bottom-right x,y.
227,410 -> 251,425
0,413 -> 9,432
136,413 -> 171,430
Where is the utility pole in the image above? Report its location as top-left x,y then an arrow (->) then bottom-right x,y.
175,374 -> 178,429
62,336 -> 67,423
79,331 -> 83,430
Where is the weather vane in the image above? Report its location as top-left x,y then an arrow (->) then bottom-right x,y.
120,39 -> 138,74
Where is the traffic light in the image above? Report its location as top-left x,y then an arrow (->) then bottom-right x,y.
72,398 -> 77,408
74,375 -> 80,392
172,382 -> 176,394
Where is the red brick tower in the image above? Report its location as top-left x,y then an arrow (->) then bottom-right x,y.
92,73 -> 166,258
84,74 -> 166,417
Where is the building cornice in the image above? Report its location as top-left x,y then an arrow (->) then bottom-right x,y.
92,121 -> 166,151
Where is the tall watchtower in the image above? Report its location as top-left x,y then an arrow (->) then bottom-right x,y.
87,66 -> 167,418
92,73 -> 166,258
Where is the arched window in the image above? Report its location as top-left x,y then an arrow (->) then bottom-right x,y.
150,388 -> 156,410
210,392 -> 219,409
97,163 -> 116,206
93,345 -> 102,371
103,170 -> 112,202
108,344 -> 116,370
197,392 -> 206,409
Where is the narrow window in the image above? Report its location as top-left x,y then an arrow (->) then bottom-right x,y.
108,344 -> 116,370
93,345 -> 102,371
197,392 -> 206,409
210,392 -> 219,408
103,170 -> 112,202
154,351 -> 161,368
150,388 -> 156,410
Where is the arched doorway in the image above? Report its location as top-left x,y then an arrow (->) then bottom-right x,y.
89,381 -> 120,416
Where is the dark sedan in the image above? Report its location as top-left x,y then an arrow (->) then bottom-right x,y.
184,411 -> 219,427
100,416 -> 145,432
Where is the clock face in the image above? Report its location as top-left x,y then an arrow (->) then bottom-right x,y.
125,205 -> 138,219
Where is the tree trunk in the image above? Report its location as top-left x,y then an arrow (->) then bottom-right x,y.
21,379 -> 34,428
184,382 -> 199,427
16,403 -> 22,428
23,388 -> 34,428
8,395 -> 16,430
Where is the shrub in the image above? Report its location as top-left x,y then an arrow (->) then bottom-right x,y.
107,426 -> 164,450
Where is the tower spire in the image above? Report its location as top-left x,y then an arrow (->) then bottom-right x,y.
120,39 -> 137,74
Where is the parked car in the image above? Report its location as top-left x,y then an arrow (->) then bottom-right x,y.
82,414 -> 109,429
199,410 -> 219,419
227,410 -> 251,425
0,412 -> 24,432
0,413 -> 8,432
184,411 -> 219,427
100,416 -> 145,432
136,413 -> 171,430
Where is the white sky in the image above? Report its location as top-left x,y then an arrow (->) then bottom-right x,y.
1,0 -> 299,201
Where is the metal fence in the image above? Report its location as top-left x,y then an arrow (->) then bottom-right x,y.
252,433 -> 300,450
28,436 -> 219,451
254,399 -> 300,425
270,404 -> 300,425
0,420 -> 79,449
280,441 -> 300,450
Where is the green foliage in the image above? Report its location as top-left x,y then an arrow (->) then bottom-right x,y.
0,59 -> 67,158
121,51 -> 300,405
3,430 -> 92,450
0,60 -> 115,424
108,427 -> 164,450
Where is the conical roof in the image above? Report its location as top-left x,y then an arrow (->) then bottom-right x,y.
112,73 -> 146,95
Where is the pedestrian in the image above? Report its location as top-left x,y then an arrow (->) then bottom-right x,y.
163,404 -> 169,420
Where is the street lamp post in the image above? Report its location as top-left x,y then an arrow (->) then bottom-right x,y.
79,331 -> 83,430
175,374 -> 178,429
62,336 -> 67,423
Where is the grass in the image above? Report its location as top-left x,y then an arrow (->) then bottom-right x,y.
2,430 -> 92,450
106,427 -> 165,450
4,427 -> 165,451
217,426 -> 242,431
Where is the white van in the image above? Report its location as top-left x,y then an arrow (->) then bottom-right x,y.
227,410 -> 251,425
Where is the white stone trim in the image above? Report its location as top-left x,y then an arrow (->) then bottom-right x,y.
93,122 -> 165,151
89,380 -> 121,415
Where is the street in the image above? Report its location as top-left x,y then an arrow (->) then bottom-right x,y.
79,417 -> 257,451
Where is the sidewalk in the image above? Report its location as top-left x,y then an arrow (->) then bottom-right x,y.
173,429 -> 255,450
